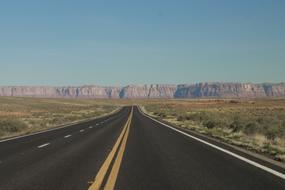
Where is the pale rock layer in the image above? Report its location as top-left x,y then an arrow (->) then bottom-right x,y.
0,83 -> 284,99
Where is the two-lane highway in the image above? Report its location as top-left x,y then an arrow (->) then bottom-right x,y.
0,106 -> 284,190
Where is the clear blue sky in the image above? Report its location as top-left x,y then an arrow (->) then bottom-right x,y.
0,0 -> 284,86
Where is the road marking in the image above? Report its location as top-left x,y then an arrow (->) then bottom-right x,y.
37,143 -> 50,149
89,126 -> 93,129
64,135 -> 72,138
104,112 -> 131,189
96,124 -> 99,126
80,129 -> 85,132
88,107 -> 133,190
138,106 -> 285,180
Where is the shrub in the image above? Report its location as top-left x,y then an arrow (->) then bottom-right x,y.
0,119 -> 28,133
229,119 -> 244,133
186,112 -> 210,122
185,115 -> 192,120
203,120 -> 218,129
263,143 -> 280,156
158,113 -> 166,118
243,122 -> 259,135
265,127 -> 279,142
177,115 -> 186,121
229,100 -> 240,104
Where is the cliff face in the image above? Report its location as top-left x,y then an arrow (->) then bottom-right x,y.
175,83 -> 264,98
120,84 -> 176,98
0,83 -> 284,99
174,83 -> 285,98
0,86 -> 121,99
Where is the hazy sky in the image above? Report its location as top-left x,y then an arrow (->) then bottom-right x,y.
0,0 -> 284,86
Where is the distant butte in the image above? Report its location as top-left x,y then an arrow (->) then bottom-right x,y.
0,83 -> 285,98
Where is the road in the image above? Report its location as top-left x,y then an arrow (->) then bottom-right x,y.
0,106 -> 284,190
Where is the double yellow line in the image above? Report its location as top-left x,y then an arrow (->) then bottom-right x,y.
88,106 -> 133,190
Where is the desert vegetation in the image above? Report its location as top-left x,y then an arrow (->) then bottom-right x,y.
143,99 -> 285,162
0,97 -> 118,139
1,96 -> 285,162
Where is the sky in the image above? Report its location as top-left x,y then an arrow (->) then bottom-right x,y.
0,0 -> 284,86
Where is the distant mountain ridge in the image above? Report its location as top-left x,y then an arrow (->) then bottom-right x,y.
0,83 -> 285,99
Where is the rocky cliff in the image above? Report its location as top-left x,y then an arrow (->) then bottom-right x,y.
0,83 -> 284,99
0,86 -> 122,99
175,83 -> 285,98
120,84 -> 176,98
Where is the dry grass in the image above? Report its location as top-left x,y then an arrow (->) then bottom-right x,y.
142,98 -> 285,162
0,97 -> 119,139
2,97 -> 285,162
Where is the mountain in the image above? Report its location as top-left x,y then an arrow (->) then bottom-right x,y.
0,83 -> 284,99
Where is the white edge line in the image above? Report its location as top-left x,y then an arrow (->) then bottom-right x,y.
80,129 -> 85,132
64,135 -> 72,138
138,106 -> 285,180
37,143 -> 50,149
0,108 -> 123,143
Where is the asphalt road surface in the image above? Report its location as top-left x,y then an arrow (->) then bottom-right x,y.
0,106 -> 284,190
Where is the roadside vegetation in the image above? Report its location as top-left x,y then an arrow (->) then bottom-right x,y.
2,97 -> 285,162
0,97 -> 118,139
143,99 -> 285,162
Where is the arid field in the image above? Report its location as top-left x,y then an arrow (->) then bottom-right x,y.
1,97 -> 285,162
142,98 -> 285,162
0,97 -> 118,139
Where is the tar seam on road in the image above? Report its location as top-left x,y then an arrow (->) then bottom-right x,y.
138,106 -> 285,180
88,107 -> 133,190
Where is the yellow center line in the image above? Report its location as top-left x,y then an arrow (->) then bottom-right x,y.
88,106 -> 133,190
104,108 -> 132,190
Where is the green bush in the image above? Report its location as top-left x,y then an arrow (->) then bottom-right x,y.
203,120 -> 218,129
186,112 -> 210,122
0,119 -> 28,133
158,113 -> 166,118
229,117 -> 244,132
177,115 -> 186,121
171,112 -> 178,117
265,126 -> 280,141
244,122 -> 259,135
